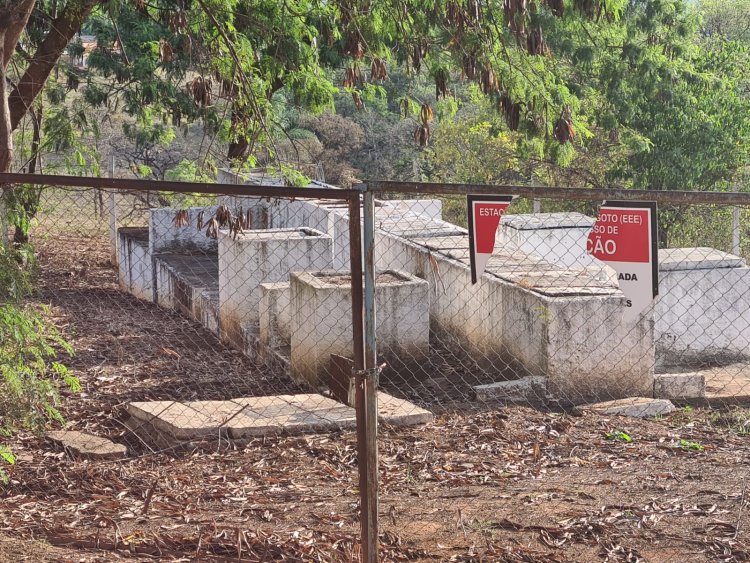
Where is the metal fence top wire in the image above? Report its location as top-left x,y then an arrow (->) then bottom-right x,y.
0,172 -> 358,201
364,180 -> 750,205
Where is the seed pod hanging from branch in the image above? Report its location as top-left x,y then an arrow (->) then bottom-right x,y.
160,40 -> 174,64
504,0 -> 527,38
553,106 -> 576,143
352,91 -> 365,111
414,124 -> 430,147
399,97 -> 411,118
169,10 -> 188,34
573,0 -> 600,19
446,1 -> 462,26
506,102 -> 521,131
343,66 -> 364,88
544,0 -> 564,16
434,69 -> 449,100
190,76 -> 213,107
215,205 -> 232,227
344,29 -> 365,59
479,65 -> 499,94
526,26 -> 545,56
466,0 -> 481,27
173,209 -> 189,228
410,40 -> 428,74
461,52 -> 478,80
370,58 -> 388,82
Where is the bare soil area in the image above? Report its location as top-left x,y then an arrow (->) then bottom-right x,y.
3,232 -> 750,562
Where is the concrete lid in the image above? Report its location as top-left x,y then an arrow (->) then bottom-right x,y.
292,269 -> 426,289
407,234 -> 617,296
502,212 -> 595,231
221,227 -> 328,241
585,397 -> 676,418
658,247 -> 746,271
118,226 -> 149,242
47,430 -> 127,460
376,216 -> 465,238
127,393 -> 432,441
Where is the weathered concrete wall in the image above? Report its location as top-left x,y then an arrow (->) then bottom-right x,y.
290,270 -> 430,386
374,228 -> 654,403
200,289 -> 220,335
149,206 -> 218,254
259,281 -> 292,358
154,257 -> 174,310
218,227 -> 333,346
500,213 -> 615,282
117,227 -> 153,302
656,248 -> 750,367
381,199 -> 443,220
333,205 -> 464,270
542,291 -> 655,403
154,254 -> 218,321
213,170 -> 655,404
501,213 -> 594,267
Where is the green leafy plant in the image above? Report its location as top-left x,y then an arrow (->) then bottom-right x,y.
0,242 -> 35,301
0,239 -> 77,484
678,439 -> 705,452
606,430 -> 633,443
711,409 -> 750,435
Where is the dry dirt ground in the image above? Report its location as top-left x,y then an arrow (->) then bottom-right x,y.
4,231 -> 750,562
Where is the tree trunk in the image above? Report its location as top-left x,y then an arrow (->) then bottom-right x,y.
0,29 -> 12,174
9,0 -> 98,132
228,138 -> 249,161
0,0 -> 36,174
2,0 -> 35,69
12,105 -> 43,244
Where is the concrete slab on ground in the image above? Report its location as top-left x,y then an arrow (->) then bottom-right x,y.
473,377 -> 546,403
585,397 -> 676,418
156,253 -> 219,291
654,372 -> 706,400
47,430 -> 127,460
659,247 -> 746,271
700,362 -> 750,404
378,392 -> 434,425
127,392 -> 433,442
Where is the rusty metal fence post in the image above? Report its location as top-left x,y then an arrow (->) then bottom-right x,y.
348,191 -> 380,562
362,187 -> 379,562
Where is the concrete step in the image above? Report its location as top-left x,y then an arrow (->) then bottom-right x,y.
47,430 -> 127,460
126,392 -> 433,445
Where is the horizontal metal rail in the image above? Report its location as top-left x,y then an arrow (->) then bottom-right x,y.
365,180 -> 750,205
5,173 -> 747,205
0,172 -> 356,200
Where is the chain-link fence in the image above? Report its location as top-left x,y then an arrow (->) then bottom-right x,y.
4,173 -> 750,561
364,182 -> 750,562
1,178 -> 383,560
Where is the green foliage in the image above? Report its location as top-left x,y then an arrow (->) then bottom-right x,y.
605,430 -> 633,443
269,163 -> 312,187
678,439 -> 704,452
711,408 -> 750,435
0,242 -> 35,302
0,237 -> 76,484
2,185 -> 43,240
426,98 -> 519,186
0,303 -> 77,483
700,0 -> 750,43
165,159 -> 216,183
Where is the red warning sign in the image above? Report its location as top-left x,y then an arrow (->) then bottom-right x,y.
587,201 -> 658,321
467,195 -> 514,284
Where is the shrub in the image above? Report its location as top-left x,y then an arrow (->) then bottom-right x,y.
0,240 -> 77,484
